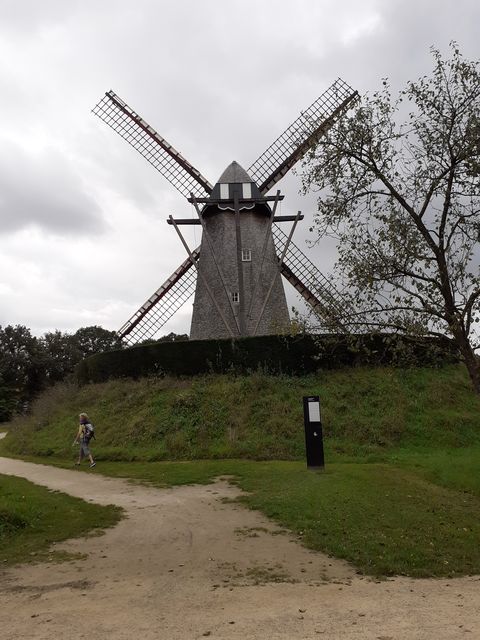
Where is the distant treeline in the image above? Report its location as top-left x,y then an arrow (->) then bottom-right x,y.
0,326 -> 189,422
0,325 -> 122,422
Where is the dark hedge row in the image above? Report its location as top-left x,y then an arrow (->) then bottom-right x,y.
75,333 -> 458,384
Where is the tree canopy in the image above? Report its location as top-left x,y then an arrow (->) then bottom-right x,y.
302,43 -> 480,393
0,324 -> 123,421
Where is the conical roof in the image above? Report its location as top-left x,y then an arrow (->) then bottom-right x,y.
216,161 -> 253,184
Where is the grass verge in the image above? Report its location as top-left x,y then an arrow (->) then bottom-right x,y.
0,473 -> 122,566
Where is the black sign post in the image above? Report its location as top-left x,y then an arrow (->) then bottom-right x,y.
303,395 -> 324,469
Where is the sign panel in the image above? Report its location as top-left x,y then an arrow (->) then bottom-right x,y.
308,400 -> 320,423
303,395 -> 325,469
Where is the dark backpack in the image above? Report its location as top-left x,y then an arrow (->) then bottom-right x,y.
83,422 -> 95,443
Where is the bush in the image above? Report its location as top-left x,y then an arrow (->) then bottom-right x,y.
76,333 -> 457,384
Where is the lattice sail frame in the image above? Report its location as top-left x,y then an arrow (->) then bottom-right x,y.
118,250 -> 198,345
92,91 -> 212,199
272,226 -> 353,331
248,78 -> 358,194
118,229 -> 357,344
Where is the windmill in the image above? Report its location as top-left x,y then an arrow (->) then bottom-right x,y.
92,80 -> 359,344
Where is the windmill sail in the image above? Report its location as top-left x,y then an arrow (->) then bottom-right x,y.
248,78 -> 358,194
118,250 -> 199,345
272,226 -> 353,332
93,80 -> 361,343
92,91 -> 212,199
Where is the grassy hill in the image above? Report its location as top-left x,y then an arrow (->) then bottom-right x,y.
2,363 -> 480,577
3,363 -> 480,462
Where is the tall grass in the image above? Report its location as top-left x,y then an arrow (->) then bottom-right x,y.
3,365 -> 480,463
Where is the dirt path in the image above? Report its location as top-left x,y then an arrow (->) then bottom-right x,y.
0,458 -> 479,639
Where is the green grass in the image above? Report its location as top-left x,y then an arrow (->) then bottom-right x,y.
1,363 -> 480,577
3,365 -> 480,462
5,456 -> 480,578
0,474 -> 122,566
386,445 -> 480,496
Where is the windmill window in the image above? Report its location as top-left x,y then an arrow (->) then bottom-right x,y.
219,183 -> 229,199
242,182 -> 252,199
232,292 -> 239,303
241,249 -> 252,262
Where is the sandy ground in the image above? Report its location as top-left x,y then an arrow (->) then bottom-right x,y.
0,457 -> 479,639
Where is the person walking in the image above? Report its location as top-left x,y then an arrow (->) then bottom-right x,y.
74,412 -> 96,468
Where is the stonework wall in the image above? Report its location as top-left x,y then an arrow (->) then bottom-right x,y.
190,207 -> 290,340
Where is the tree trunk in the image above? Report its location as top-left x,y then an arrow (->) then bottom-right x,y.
451,327 -> 480,395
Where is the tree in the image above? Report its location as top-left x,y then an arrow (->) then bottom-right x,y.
155,332 -> 189,343
71,326 -> 124,359
40,330 -> 81,383
0,325 -> 46,418
301,43 -> 480,393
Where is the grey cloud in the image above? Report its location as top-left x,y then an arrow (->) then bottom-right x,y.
0,0 -> 85,35
0,0 -> 478,337
0,141 -> 105,235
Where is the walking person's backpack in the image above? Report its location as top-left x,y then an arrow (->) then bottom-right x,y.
83,422 -> 95,443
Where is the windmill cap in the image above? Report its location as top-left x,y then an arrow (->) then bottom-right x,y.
205,159 -> 267,214
216,161 -> 254,184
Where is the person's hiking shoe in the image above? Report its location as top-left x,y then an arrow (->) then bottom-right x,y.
90,462 -> 96,468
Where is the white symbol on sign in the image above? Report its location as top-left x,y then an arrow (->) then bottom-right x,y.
313,432 -> 317,436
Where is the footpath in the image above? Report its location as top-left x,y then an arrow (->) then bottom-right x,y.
0,456 -> 479,639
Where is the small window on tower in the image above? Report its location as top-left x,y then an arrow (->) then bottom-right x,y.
232,292 -> 239,303
219,184 -> 229,199
242,182 -> 252,198
241,249 -> 252,262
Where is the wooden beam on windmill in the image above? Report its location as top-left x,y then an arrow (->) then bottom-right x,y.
92,90 -> 212,199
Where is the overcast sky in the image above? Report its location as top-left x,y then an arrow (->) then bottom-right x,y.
0,0 -> 478,338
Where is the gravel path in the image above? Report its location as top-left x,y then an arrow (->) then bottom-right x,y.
0,457 -> 479,639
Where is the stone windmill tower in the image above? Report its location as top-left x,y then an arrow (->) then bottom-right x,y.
92,80 -> 358,343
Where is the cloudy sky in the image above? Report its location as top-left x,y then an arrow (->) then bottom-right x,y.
0,0 -> 478,338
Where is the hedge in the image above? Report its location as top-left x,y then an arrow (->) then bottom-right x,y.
75,333 -> 458,384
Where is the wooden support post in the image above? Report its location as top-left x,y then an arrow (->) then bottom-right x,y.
169,215 -> 235,338
253,210 -> 302,336
245,190 -> 281,325
233,191 -> 246,336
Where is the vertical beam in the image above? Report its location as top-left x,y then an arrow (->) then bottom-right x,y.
169,215 -> 235,338
245,191 -> 281,325
253,211 -> 302,336
233,191 -> 246,335
190,194 -> 241,335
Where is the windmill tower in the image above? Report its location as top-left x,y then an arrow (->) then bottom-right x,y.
92,80 -> 359,344
187,161 -> 292,340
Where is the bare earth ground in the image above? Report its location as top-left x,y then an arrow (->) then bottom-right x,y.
0,457 -> 479,639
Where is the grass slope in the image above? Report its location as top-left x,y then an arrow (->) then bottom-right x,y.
2,364 -> 480,577
3,365 -> 480,462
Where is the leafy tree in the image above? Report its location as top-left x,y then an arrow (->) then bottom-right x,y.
71,325 -> 124,359
0,324 -> 124,422
136,332 -> 189,346
156,332 -> 189,343
0,379 -> 17,422
0,325 -> 45,418
301,43 -> 480,393
40,330 -> 81,383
